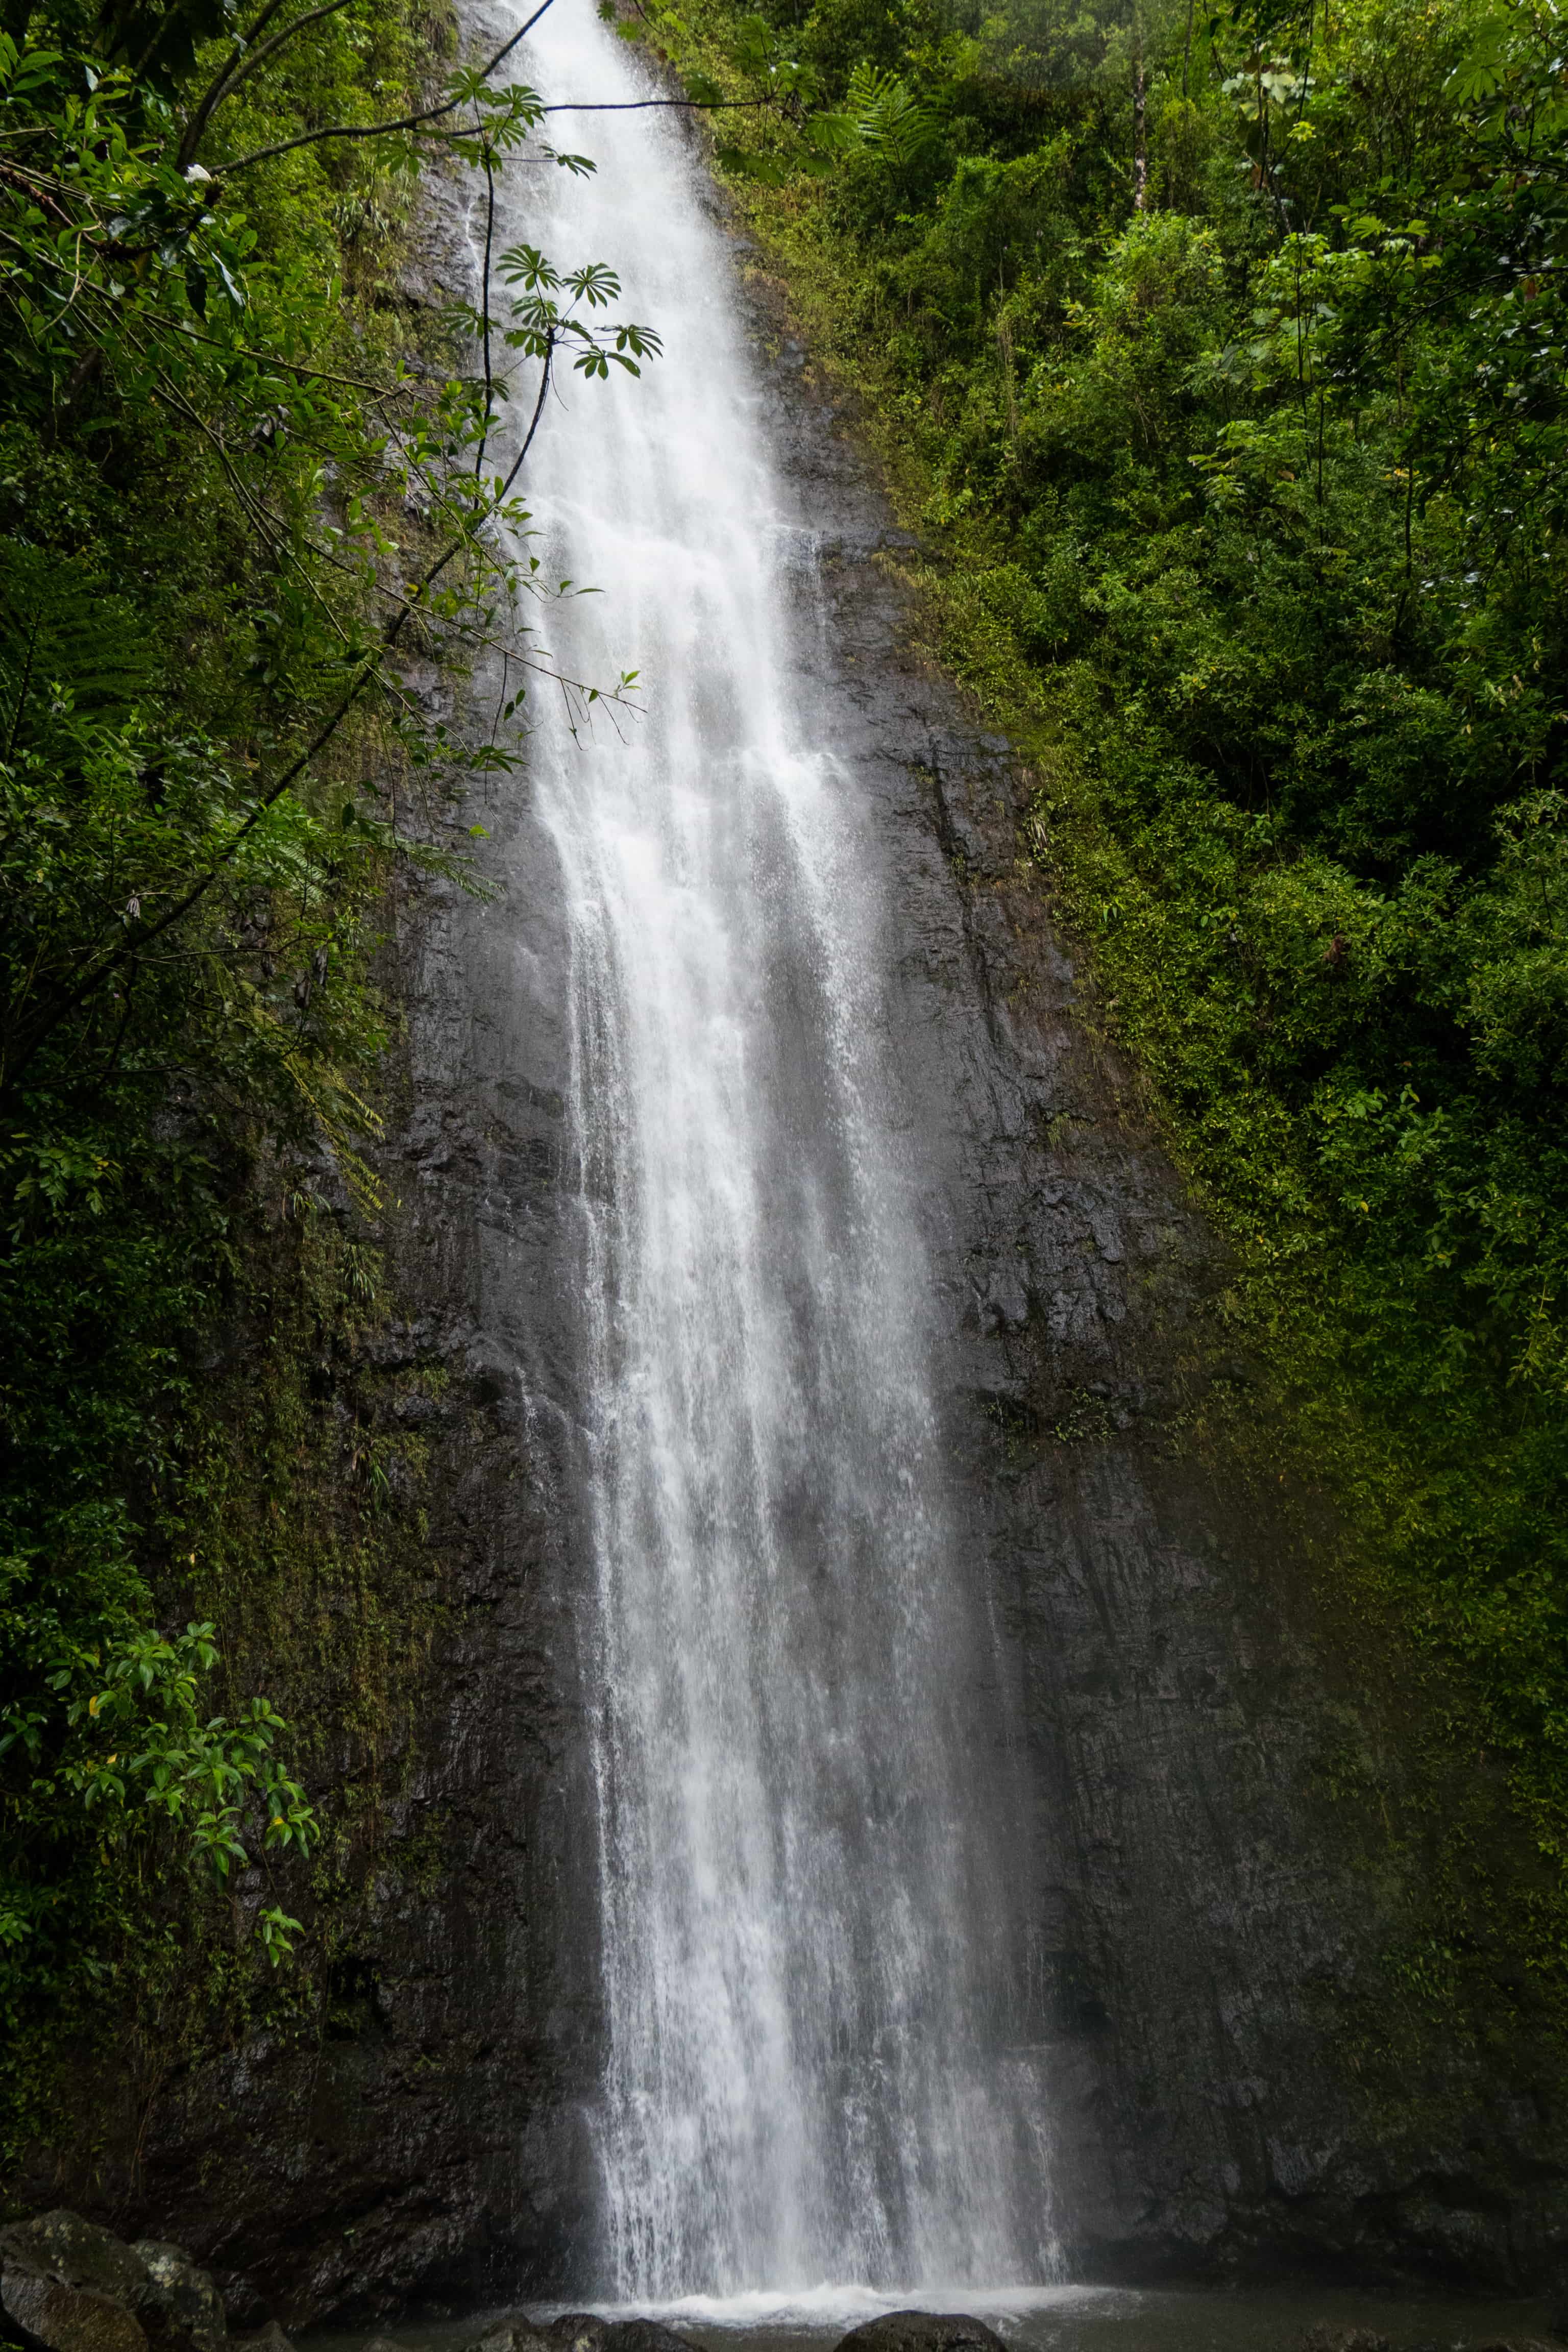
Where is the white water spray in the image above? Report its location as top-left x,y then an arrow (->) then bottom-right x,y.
467,0 -> 1055,2298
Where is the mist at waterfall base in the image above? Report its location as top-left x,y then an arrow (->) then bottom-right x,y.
470,0 -> 1049,2306
304,2286 -> 1559,2352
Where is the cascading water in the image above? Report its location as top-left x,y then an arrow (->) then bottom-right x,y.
468,0 -> 1055,2300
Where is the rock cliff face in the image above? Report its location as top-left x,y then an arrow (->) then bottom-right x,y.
63,188 -> 1565,2314
726,262 -> 1567,2292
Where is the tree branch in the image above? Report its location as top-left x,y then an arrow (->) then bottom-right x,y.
0,336 -> 560,1099
178,0 -> 356,168
220,72 -> 770,170
539,95 -> 772,112
219,0 -> 560,170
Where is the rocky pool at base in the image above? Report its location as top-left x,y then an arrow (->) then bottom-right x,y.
304,2286 -> 1560,2352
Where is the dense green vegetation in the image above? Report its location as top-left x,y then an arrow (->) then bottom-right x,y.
658,0 -> 1568,1993
0,0 -> 667,2162
2,0 -> 1564,2189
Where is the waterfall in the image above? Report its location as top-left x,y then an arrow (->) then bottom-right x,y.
469,0 -> 1054,2300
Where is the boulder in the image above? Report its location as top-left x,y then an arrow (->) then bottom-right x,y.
547,2320 -> 603,2352
0,2212 -> 234,2352
232,2328 -> 295,2352
832,2317 -> 1008,2352
550,2321 -> 700,2352
0,2218 -> 153,2315
1297,2330 -> 1390,2352
0,2273 -> 146,2352
131,2247 -> 226,2352
0,2214 -> 156,2352
464,2324 -> 558,2352
359,2338 -> 401,2352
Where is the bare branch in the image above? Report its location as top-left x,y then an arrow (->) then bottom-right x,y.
538,95 -> 772,112
219,0 -> 560,170
179,0 -> 356,168
222,86 -> 773,170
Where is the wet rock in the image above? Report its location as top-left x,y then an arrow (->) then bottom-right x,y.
0,2214 -> 155,2352
213,2283 -> 270,2336
1296,2329 -> 1390,2352
546,2316 -> 602,2352
0,2273 -> 147,2352
0,2218 -> 152,2313
550,2321 -> 701,2352
464,2321 -> 558,2352
132,2246 -> 225,2352
832,2316 -> 1008,2352
233,2327 -> 295,2352
358,2337 -> 402,2352
0,2213 -> 232,2352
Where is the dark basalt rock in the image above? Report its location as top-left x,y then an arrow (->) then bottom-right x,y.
546,2320 -> 609,2352
832,2314 -> 1008,2352
132,2247 -> 226,2352
549,2317 -> 701,2352
0,2216 -> 232,2352
462,2318 -> 563,2352
0,2275 -> 147,2352
1,2215 -> 154,2320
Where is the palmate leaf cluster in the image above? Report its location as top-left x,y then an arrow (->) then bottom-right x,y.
667,0 -> 1568,1989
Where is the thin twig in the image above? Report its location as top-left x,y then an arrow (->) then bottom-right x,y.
473,144 -> 496,481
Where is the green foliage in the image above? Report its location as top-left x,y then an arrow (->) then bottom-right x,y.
0,0 -> 667,2165
0,1616 -> 317,1927
657,0 -> 1568,2013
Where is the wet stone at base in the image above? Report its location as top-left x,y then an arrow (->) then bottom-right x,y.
0,2214 -> 293,2352
832,2315 -> 1009,2352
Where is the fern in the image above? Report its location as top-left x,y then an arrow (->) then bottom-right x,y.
0,541 -> 157,761
844,62 -> 942,165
